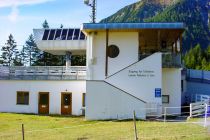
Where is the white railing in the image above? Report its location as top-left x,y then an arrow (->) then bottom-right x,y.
0,66 -> 86,80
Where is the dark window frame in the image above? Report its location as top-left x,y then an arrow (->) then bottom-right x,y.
162,95 -> 169,104
17,91 -> 29,105
108,45 -> 120,58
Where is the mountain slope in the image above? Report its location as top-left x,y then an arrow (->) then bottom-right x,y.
146,0 -> 209,51
100,1 -> 163,23
100,0 -> 210,52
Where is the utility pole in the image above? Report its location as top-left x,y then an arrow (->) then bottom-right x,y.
84,0 -> 97,23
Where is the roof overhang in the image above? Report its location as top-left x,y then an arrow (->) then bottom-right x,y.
81,22 -> 185,33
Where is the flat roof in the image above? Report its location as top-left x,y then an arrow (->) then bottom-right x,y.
82,22 -> 185,31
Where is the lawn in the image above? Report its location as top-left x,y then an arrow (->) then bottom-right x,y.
0,113 -> 209,140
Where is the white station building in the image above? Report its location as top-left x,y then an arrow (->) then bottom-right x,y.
0,22 -> 185,120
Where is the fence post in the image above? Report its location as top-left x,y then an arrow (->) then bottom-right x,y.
204,103 -> 208,127
133,111 -> 138,140
164,107 -> 167,123
22,124 -> 25,140
189,103 -> 192,118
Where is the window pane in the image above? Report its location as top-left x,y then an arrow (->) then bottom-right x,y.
40,94 -> 49,105
48,29 -> 56,40
54,29 -> 62,40
42,30 -> 50,40
67,29 -> 74,40
17,92 -> 29,105
73,29 -> 80,40
61,29 -> 68,40
162,95 -> 169,103
63,94 -> 71,105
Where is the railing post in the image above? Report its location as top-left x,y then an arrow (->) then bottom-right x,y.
204,103 -> 208,127
164,107 -> 167,123
189,103 -> 192,118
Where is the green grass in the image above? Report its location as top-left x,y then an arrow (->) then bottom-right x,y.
0,113 -> 209,140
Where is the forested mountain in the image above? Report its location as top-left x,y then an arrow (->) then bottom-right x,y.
101,0 -> 210,52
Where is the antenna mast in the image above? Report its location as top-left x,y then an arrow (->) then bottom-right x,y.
84,0 -> 97,23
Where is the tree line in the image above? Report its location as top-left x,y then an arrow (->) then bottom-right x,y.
0,20 -> 86,66
184,44 -> 210,70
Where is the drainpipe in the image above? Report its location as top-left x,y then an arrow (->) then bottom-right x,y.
66,51 -> 72,69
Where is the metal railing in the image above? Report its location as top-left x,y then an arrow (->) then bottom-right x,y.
139,52 -> 182,68
0,66 -> 86,80
162,53 -> 181,68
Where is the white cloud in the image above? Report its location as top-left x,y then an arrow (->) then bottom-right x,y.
8,6 -> 19,22
0,0 -> 54,22
0,0 -> 54,7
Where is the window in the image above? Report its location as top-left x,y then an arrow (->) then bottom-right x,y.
17,91 -> 29,105
162,95 -> 169,103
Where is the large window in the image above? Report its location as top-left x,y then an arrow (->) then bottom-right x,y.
162,95 -> 169,104
17,91 -> 29,105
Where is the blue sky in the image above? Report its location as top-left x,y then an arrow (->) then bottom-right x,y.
0,0 -> 138,47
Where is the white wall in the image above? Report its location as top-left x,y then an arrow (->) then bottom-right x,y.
86,81 -> 146,120
106,53 -> 162,104
162,68 -> 181,114
87,31 -> 139,80
0,80 -> 86,115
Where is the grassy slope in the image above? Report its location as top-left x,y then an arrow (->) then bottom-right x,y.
0,113 -> 209,140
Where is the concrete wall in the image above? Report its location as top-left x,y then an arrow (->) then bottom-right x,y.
0,80 -> 86,115
106,53 -> 162,104
87,31 -> 139,80
162,68 -> 181,114
86,81 -> 146,120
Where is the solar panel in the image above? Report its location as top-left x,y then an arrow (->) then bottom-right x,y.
42,28 -> 86,41
73,29 -> 80,40
67,29 -> 74,40
61,29 -> 68,40
48,29 -> 56,40
54,29 -> 62,40
80,31 -> 86,40
42,29 -> 50,40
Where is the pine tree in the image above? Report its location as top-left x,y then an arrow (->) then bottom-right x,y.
42,20 -> 49,29
25,34 -> 42,66
1,34 -> 18,66
19,45 -> 28,66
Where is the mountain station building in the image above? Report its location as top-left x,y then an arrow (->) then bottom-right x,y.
0,22 -> 185,120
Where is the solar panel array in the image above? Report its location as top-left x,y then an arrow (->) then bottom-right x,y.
42,29 -> 86,41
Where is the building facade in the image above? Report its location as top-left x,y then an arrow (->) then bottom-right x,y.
0,23 -> 185,120
82,23 -> 184,120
